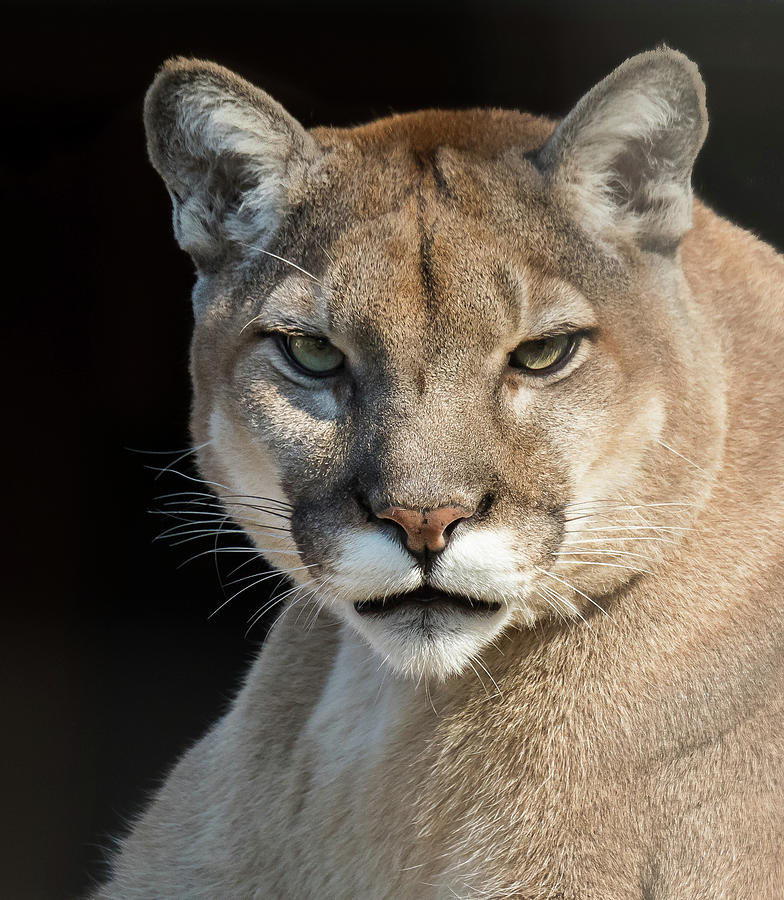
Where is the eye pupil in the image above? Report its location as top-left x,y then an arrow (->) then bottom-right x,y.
509,333 -> 575,374
284,335 -> 344,376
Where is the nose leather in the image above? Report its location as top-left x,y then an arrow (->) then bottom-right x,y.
376,505 -> 470,554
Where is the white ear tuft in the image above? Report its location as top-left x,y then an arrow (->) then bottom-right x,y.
144,58 -> 318,269
537,48 -> 708,251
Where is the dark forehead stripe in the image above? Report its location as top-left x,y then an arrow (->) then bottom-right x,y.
414,150 -> 441,312
244,109 -> 621,328
411,148 -> 525,335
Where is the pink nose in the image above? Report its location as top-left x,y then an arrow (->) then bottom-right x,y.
376,505 -> 470,554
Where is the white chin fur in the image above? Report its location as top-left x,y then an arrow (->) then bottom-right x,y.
348,604 -> 511,682
325,527 -> 528,681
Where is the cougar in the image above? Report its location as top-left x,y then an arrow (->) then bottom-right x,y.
94,48 -> 784,898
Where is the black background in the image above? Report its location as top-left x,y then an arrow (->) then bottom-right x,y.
3,1 -> 783,896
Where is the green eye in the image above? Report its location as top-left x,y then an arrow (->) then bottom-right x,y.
283,334 -> 345,376
509,333 -> 576,374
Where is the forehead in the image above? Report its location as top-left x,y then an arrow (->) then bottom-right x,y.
259,202 -> 597,365
330,209 -> 595,350
245,108 -> 615,354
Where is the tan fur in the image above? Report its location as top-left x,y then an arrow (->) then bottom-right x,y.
94,50 -> 783,898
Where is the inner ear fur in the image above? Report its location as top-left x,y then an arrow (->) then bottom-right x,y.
144,58 -> 318,270
537,48 -> 708,252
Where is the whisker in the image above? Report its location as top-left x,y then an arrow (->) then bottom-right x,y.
208,570 -> 289,620
220,570 -> 306,618
223,569 -> 281,587
249,580 -> 313,633
158,502 -> 292,522
563,512 -> 691,525
562,536 -> 678,546
164,527 -> 244,544
177,546 -> 299,568
226,555 -> 268,578
211,514 -> 230,607
166,518 -> 292,537
145,467 -> 238,493
534,587 -> 563,616
153,510 -> 289,529
424,679 -> 438,717
254,578 -> 308,617
472,655 -> 503,698
214,503 -> 292,521
538,584 -> 590,628
535,589 -> 567,622
563,500 -> 695,511
153,442 -> 214,481
156,521 -> 290,540
160,496 -> 291,512
465,658 -> 492,700
556,548 -> 653,561
126,441 -> 213,456
303,582 -> 331,631
236,241 -> 323,286
565,525 -> 688,533
656,438 -> 707,473
151,511 -> 218,527
293,590 -> 323,628
247,592 -> 296,632
167,529 -> 290,547
316,239 -> 337,267
556,559 -> 653,574
148,469 -> 296,520
537,584 -> 575,616
535,567 -> 613,620
563,512 -> 621,524
156,490 -> 293,509
244,594 -> 292,637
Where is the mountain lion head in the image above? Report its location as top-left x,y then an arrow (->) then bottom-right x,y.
145,49 -> 723,680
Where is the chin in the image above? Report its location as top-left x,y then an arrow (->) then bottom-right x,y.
344,587 -> 514,681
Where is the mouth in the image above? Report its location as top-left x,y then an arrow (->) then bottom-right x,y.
353,586 -> 502,616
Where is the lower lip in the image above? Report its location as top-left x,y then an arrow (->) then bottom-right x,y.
354,587 -> 502,616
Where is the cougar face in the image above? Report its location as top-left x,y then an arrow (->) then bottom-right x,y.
147,51 -> 720,679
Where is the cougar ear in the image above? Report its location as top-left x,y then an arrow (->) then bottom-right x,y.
536,48 -> 708,252
144,58 -> 318,270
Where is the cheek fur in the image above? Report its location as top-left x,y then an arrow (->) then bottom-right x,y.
205,406 -> 307,576
573,392 -> 666,498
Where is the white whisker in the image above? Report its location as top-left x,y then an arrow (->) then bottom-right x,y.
177,546 -> 299,568
126,440 -> 213,457
556,548 -> 653,561
465,658 -> 492,700
535,567 -> 613,620
656,438 -> 707,473
535,590 -> 568,622
472,655 -> 503,698
316,239 -> 337,267
205,552 -> 300,619
539,583 -> 591,628
158,520 -> 290,538
557,559 -> 653,574
157,489 -> 293,509
562,536 -> 677,546
566,525 -> 688,533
